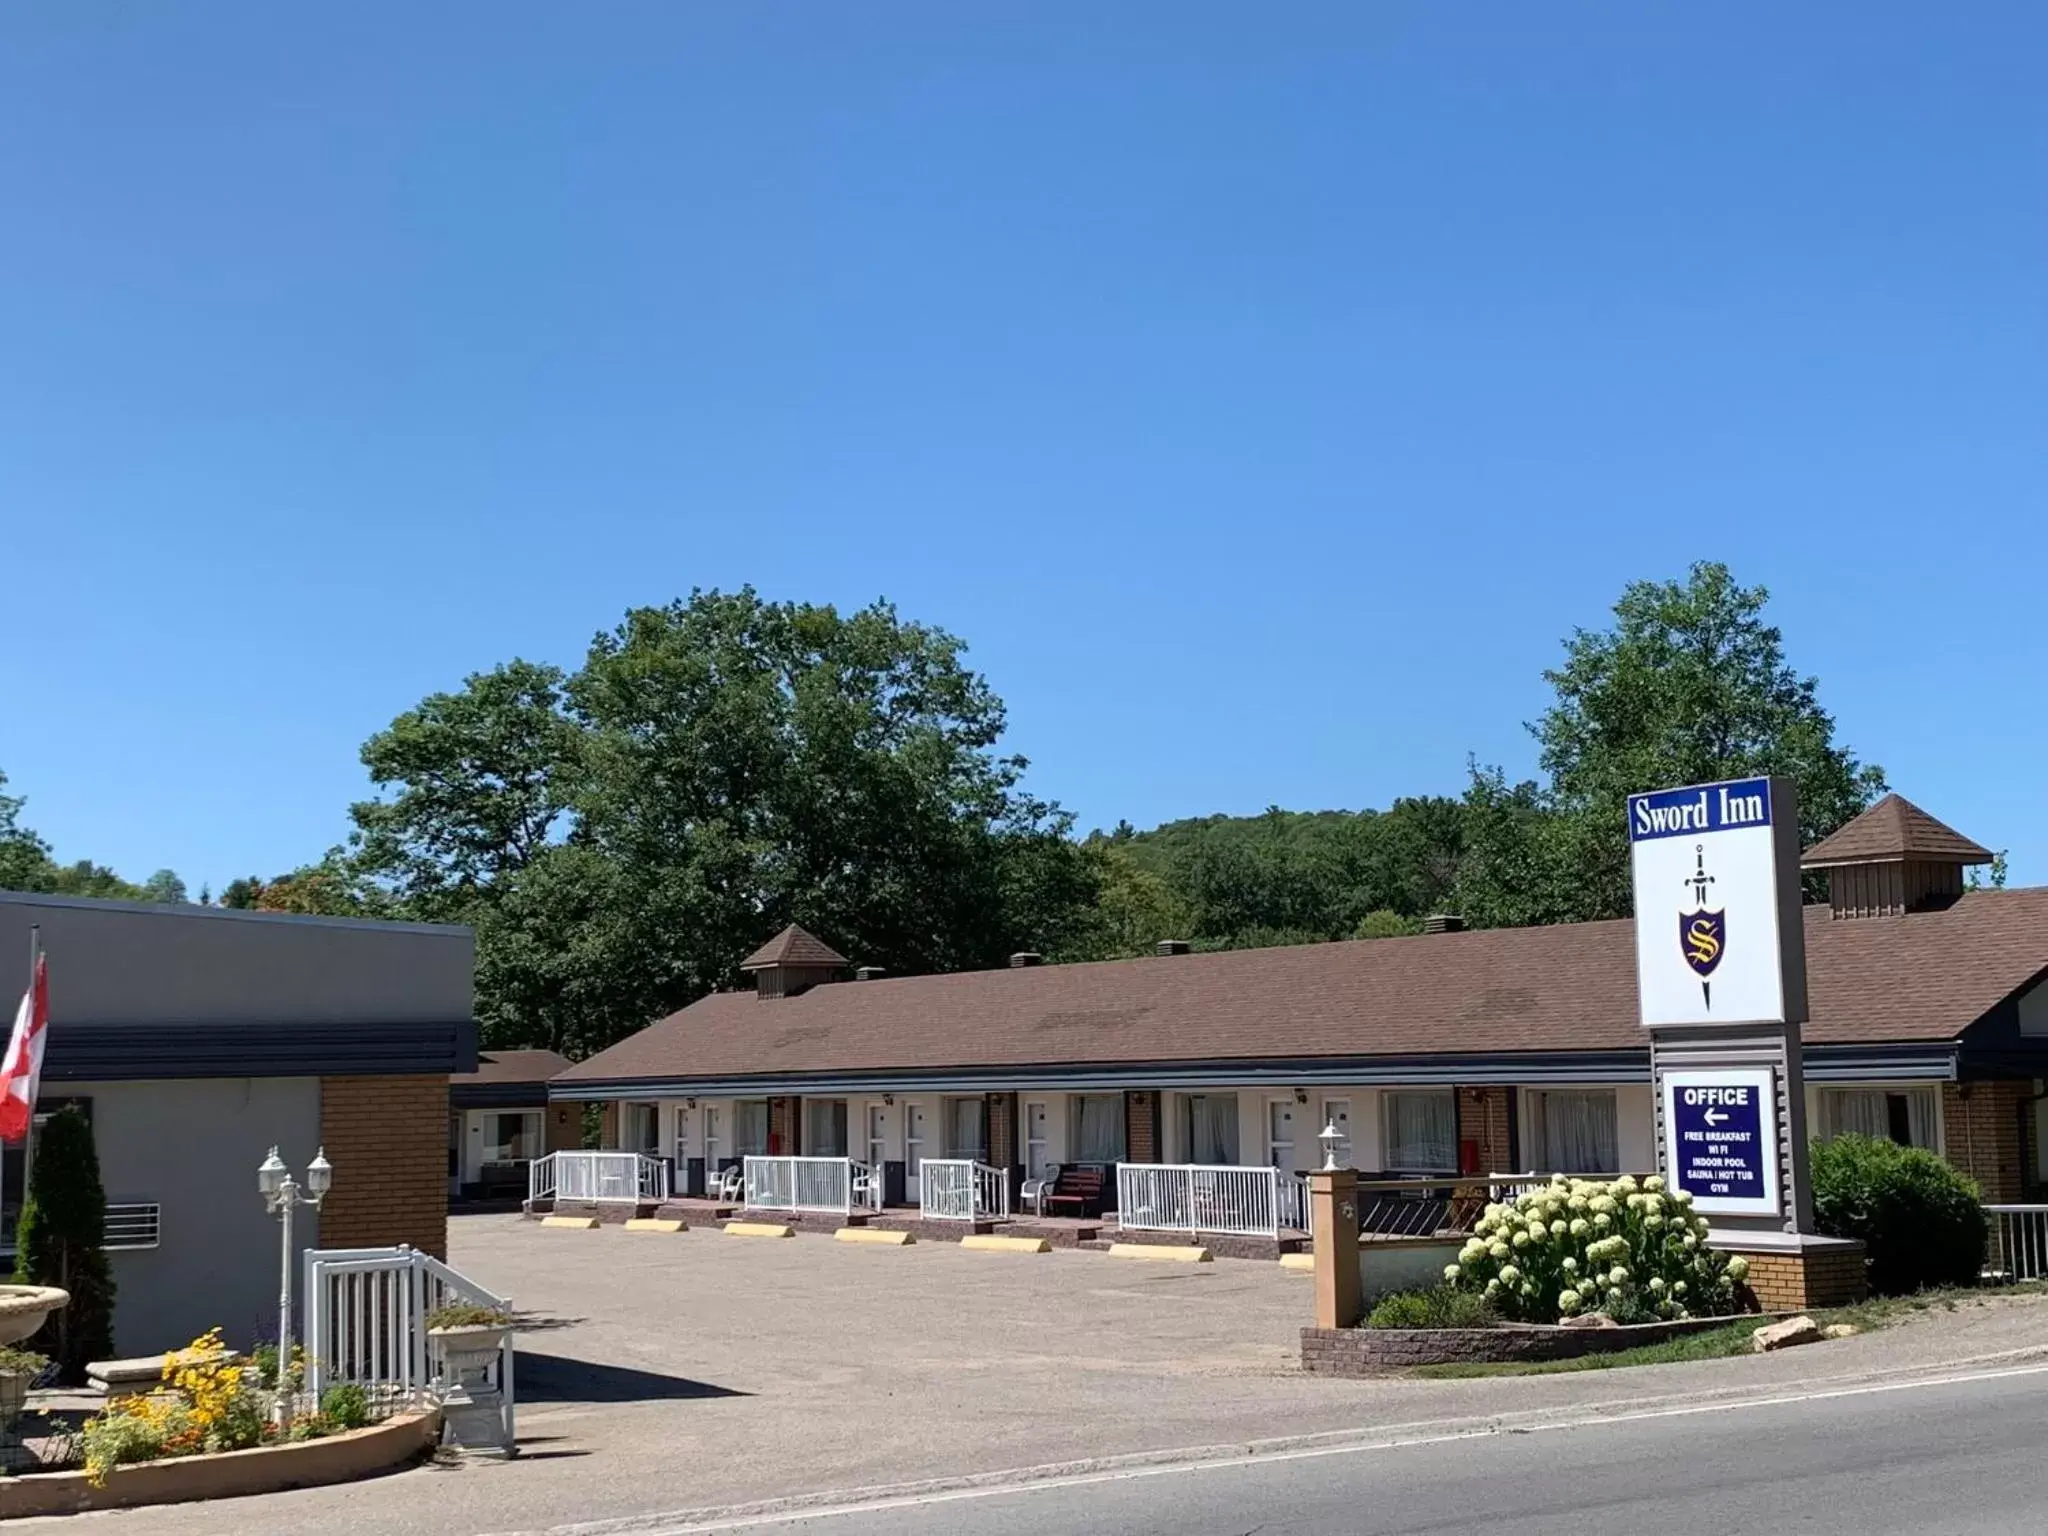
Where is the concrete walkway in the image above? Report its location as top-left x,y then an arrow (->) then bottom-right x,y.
36,1215 -> 2048,1536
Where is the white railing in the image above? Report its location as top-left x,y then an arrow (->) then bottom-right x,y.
1116,1164 -> 1306,1240
303,1244 -> 514,1446
528,1151 -> 668,1206
920,1159 -> 1011,1222
1986,1205 -> 2048,1282
743,1156 -> 880,1216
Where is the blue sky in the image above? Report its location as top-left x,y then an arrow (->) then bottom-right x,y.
2,3 -> 2042,895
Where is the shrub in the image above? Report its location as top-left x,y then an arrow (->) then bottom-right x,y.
11,1105 -> 116,1383
1366,1286 -> 1497,1330
1809,1135 -> 1987,1295
319,1383 -> 370,1430
78,1327 -> 269,1484
81,1403 -> 188,1484
1441,1174 -> 1745,1324
425,1303 -> 512,1331
0,1345 -> 48,1376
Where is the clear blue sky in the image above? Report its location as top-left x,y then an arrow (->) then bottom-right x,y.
3,3 -> 2042,895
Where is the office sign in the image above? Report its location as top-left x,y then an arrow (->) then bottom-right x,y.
1628,776 -> 1808,1028
1662,1068 -> 1780,1217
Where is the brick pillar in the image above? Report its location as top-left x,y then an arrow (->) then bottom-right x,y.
1456,1086 -> 1513,1174
1716,1237 -> 1868,1309
1125,1091 -> 1159,1163
318,1076 -> 450,1259
769,1096 -> 798,1156
986,1093 -> 1017,1168
1944,1082 -> 2025,1201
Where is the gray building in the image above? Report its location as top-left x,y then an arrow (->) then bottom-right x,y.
0,891 -> 476,1356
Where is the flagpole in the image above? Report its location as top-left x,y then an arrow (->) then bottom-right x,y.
18,925 -> 38,1211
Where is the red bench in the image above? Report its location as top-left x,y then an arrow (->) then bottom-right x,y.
1042,1164 -> 1107,1219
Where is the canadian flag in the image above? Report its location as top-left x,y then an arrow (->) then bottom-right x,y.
0,954 -> 48,1144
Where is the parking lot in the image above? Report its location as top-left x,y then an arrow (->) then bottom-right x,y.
70,1215 -> 2048,1536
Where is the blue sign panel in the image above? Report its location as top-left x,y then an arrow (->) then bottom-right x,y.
1663,1068 -> 1780,1217
1627,777 -> 1773,842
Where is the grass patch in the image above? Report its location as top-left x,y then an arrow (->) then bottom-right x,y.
1410,1321 -> 1757,1379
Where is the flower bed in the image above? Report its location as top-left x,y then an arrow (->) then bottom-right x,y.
1302,1315 -> 1757,1376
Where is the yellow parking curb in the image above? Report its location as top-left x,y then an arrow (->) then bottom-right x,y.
1106,1242 -> 1212,1263
624,1218 -> 687,1233
540,1215 -> 599,1230
835,1227 -> 916,1246
725,1221 -> 796,1239
961,1234 -> 1051,1254
1279,1252 -> 1316,1272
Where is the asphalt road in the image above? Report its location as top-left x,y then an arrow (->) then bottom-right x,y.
728,1363 -> 2048,1535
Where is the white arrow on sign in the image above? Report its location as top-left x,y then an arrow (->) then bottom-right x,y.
1704,1108 -> 1729,1126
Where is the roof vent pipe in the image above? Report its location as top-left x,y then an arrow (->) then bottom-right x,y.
1156,939 -> 1192,957
1008,952 -> 1044,968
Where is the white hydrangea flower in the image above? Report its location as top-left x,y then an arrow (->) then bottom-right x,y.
1726,1255 -> 1750,1282
1550,1220 -> 1568,1237
1569,1218 -> 1590,1237
1512,1231 -> 1531,1249
1671,1189 -> 1694,1206
1558,1289 -> 1582,1313
1444,1263 -> 1462,1281
1489,1242 -> 1511,1260
1590,1195 -> 1617,1215
1608,1265 -> 1629,1287
1607,1286 -> 1624,1305
1614,1176 -> 1639,1195
1648,1276 -> 1667,1294
1673,1280 -> 1688,1297
1642,1175 -> 1664,1193
1644,1214 -> 1665,1231
1485,1278 -> 1502,1295
1593,1213 -> 1612,1231
1561,1256 -> 1578,1273
1498,1265 -> 1521,1286
1682,1233 -> 1699,1251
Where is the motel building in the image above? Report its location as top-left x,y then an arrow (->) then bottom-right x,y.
544,795 -> 2048,1254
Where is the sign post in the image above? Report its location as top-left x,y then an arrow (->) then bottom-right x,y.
1627,776 -> 1815,1244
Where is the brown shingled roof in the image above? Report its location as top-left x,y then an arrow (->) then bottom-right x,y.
554,888 -> 2048,1085
455,1049 -> 573,1087
1802,794 -> 1994,869
739,924 -> 849,972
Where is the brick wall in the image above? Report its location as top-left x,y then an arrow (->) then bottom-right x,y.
987,1093 -> 1017,1168
1125,1091 -> 1158,1163
770,1096 -> 798,1155
318,1076 -> 449,1259
1456,1086 -> 1513,1173
1728,1241 -> 1868,1310
545,1103 -> 581,1154
1943,1082 -> 2027,1202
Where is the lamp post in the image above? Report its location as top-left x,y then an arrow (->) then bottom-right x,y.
259,1146 -> 332,1421
1317,1120 -> 1344,1171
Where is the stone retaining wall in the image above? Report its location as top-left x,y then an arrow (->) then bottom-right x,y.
1301,1314 -> 1757,1375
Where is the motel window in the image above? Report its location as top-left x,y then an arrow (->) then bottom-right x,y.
623,1103 -> 661,1157
1068,1095 -> 1126,1164
1186,1093 -> 1240,1165
1383,1090 -> 1457,1173
1528,1090 -> 1619,1176
733,1099 -> 770,1157
486,1111 -> 543,1164
805,1099 -> 849,1157
945,1097 -> 987,1162
1816,1088 -> 1937,1151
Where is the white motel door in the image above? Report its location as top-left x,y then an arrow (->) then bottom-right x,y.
866,1105 -> 887,1175
1320,1098 -> 1353,1168
1268,1100 -> 1296,1171
904,1103 -> 928,1198
1024,1101 -> 1050,1178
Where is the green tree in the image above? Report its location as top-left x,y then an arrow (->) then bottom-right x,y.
0,770 -> 56,893
1355,908 -> 1421,940
139,869 -> 188,905
1459,564 -> 1884,924
12,1106 -> 117,1383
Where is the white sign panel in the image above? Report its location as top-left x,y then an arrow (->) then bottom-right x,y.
1627,776 -> 1807,1028
1662,1068 -> 1781,1217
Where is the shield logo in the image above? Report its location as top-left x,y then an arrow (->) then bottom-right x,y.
1680,909 -> 1725,978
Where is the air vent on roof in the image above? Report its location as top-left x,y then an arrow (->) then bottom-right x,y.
1156,939 -> 1192,957
1009,952 -> 1044,968
1421,914 -> 1466,935
855,966 -> 886,981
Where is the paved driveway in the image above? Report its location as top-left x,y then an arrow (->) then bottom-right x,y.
52,1217 -> 2048,1536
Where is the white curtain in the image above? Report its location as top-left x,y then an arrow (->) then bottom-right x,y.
1190,1095 -> 1239,1164
1072,1095 -> 1125,1163
947,1098 -> 987,1161
806,1099 -> 848,1157
1537,1091 -> 1618,1174
734,1099 -> 770,1156
1820,1088 -> 1936,1149
1385,1092 -> 1456,1171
